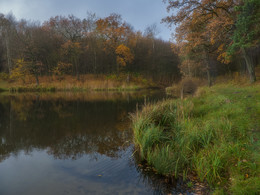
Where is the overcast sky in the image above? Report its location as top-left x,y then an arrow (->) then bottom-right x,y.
0,0 -> 175,41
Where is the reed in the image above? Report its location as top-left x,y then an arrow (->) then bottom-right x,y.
1,74 -> 156,92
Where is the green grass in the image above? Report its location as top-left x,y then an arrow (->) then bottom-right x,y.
132,84 -> 260,194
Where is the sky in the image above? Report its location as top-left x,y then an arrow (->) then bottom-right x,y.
0,0 -> 175,41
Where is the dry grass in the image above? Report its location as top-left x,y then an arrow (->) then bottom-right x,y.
2,74 -> 155,92
215,66 -> 260,85
215,72 -> 251,85
166,67 -> 260,98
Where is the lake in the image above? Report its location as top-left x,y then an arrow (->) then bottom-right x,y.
0,91 -> 189,195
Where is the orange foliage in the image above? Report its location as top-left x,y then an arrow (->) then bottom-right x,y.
115,44 -> 134,67
96,13 -> 131,52
61,40 -> 81,55
164,0 -> 239,76
53,62 -> 73,76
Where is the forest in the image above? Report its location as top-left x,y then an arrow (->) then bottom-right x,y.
0,12 -> 180,88
0,0 -> 259,90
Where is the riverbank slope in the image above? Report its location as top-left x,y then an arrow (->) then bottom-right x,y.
132,84 -> 260,194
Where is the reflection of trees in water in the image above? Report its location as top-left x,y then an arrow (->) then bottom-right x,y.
47,131 -> 132,160
0,93 -> 142,160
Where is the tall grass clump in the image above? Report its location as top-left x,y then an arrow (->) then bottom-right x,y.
132,84 -> 260,193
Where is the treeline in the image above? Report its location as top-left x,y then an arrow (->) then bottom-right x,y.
0,13 -> 180,85
163,0 -> 260,84
1,0 -> 259,88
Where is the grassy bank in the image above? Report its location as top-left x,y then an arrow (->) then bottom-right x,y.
0,74 -> 157,92
132,84 -> 260,194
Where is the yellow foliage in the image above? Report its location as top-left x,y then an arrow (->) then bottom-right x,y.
10,59 -> 29,81
61,41 -> 82,57
96,14 -> 130,52
218,44 -> 225,52
116,57 -> 126,67
115,44 -> 134,67
53,62 -> 73,75
217,52 -> 231,64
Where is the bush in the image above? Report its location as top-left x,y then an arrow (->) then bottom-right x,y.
166,77 -> 206,98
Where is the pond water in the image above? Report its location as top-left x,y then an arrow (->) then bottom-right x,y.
0,91 -> 189,195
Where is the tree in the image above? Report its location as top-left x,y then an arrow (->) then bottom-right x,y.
10,59 -> 28,83
46,15 -> 85,42
53,61 -> 72,80
60,40 -> 82,79
115,44 -> 134,68
81,12 -> 100,74
163,0 -> 241,85
96,14 -> 132,73
0,13 -> 18,75
20,24 -> 46,86
228,0 -> 260,83
45,15 -> 87,79
144,24 -> 160,72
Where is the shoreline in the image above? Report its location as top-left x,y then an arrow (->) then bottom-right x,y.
0,85 -> 162,93
0,74 -> 162,93
131,84 -> 260,194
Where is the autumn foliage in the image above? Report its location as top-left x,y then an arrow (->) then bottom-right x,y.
0,13 -> 180,85
163,0 -> 260,84
116,44 -> 134,67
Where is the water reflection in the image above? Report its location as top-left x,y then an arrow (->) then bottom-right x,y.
0,91 -> 191,194
0,92 -> 152,161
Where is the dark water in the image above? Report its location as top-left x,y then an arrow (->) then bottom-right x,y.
0,91 -> 188,195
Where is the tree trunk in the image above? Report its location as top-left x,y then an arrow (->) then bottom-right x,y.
126,72 -> 130,83
74,58 -> 80,81
204,49 -> 212,87
76,70 -> 79,81
5,32 -> 12,75
35,74 -> 39,86
188,62 -> 191,77
94,49 -> 97,75
241,47 -> 256,83
180,85 -> 184,100
116,57 -> 119,75
206,68 -> 212,87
